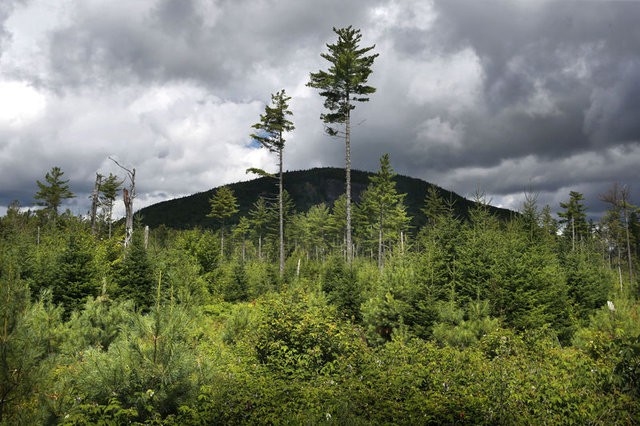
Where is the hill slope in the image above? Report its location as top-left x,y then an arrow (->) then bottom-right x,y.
137,167 -> 515,229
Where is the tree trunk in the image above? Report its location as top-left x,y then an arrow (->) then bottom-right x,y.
123,187 -> 134,248
378,210 -> 383,272
90,173 -> 102,235
618,263 -> 623,292
621,189 -> 634,285
279,146 -> 285,276
107,202 -> 113,239
110,158 -> 135,248
220,222 -> 225,258
345,108 -> 353,264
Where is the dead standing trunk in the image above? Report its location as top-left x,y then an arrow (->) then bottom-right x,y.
110,157 -> 135,248
123,187 -> 134,248
90,173 -> 102,235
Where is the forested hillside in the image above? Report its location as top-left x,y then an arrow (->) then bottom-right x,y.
136,167 -> 514,230
1,162 -> 639,424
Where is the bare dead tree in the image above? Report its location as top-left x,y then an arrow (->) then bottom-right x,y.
90,173 -> 103,235
110,157 -> 136,248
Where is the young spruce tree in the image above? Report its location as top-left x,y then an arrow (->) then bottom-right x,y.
357,153 -> 409,271
249,197 -> 270,260
207,186 -> 238,258
558,191 -> 588,250
115,229 -> 154,311
34,166 -> 75,221
99,173 -> 123,239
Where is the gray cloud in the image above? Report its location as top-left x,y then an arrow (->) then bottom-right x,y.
47,0 -> 375,98
1,0 -> 639,221
365,0 -> 640,214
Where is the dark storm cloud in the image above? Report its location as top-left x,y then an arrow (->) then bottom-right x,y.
361,0 -> 640,207
47,0 -> 375,97
428,0 -> 640,154
2,0 -> 639,219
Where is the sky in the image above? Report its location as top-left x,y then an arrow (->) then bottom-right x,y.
1,0 -> 639,220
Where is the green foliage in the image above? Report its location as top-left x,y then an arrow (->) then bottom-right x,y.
231,216 -> 251,260
207,186 -> 239,257
248,196 -> 270,258
362,255 -> 441,343
155,244 -> 210,306
252,288 -> 362,377
452,210 -> 573,339
137,167 -> 514,230
2,167 -> 640,422
362,291 -> 406,345
250,89 -> 295,153
224,261 -> 250,303
221,303 -> 257,345
58,302 -> 203,423
0,279 -> 64,424
288,203 -> 332,261
59,397 -> 138,425
355,153 -> 410,269
97,172 -> 123,238
190,230 -> 220,275
34,166 -> 75,219
321,256 -> 362,320
207,186 -> 238,224
573,300 -> 640,400
307,25 -> 379,263
62,295 -> 134,353
238,259 -> 276,298
415,213 -> 461,300
0,262 -> 33,423
558,190 -> 589,248
245,167 -> 275,178
51,233 -> 99,317
564,248 -> 613,324
307,26 -> 378,131
432,300 -> 500,348
114,230 -> 155,311
422,185 -> 456,227
250,89 -> 295,275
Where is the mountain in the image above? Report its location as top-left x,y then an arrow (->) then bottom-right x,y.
137,167 -> 516,230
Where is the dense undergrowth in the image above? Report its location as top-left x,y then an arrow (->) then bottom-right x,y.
1,201 -> 639,425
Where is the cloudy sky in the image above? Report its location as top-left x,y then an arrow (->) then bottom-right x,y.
1,0 -> 639,219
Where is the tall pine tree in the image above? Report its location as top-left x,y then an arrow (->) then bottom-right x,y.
308,26 -> 378,263
251,89 -> 295,276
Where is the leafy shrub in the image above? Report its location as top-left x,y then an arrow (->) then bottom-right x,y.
252,288 -> 363,377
